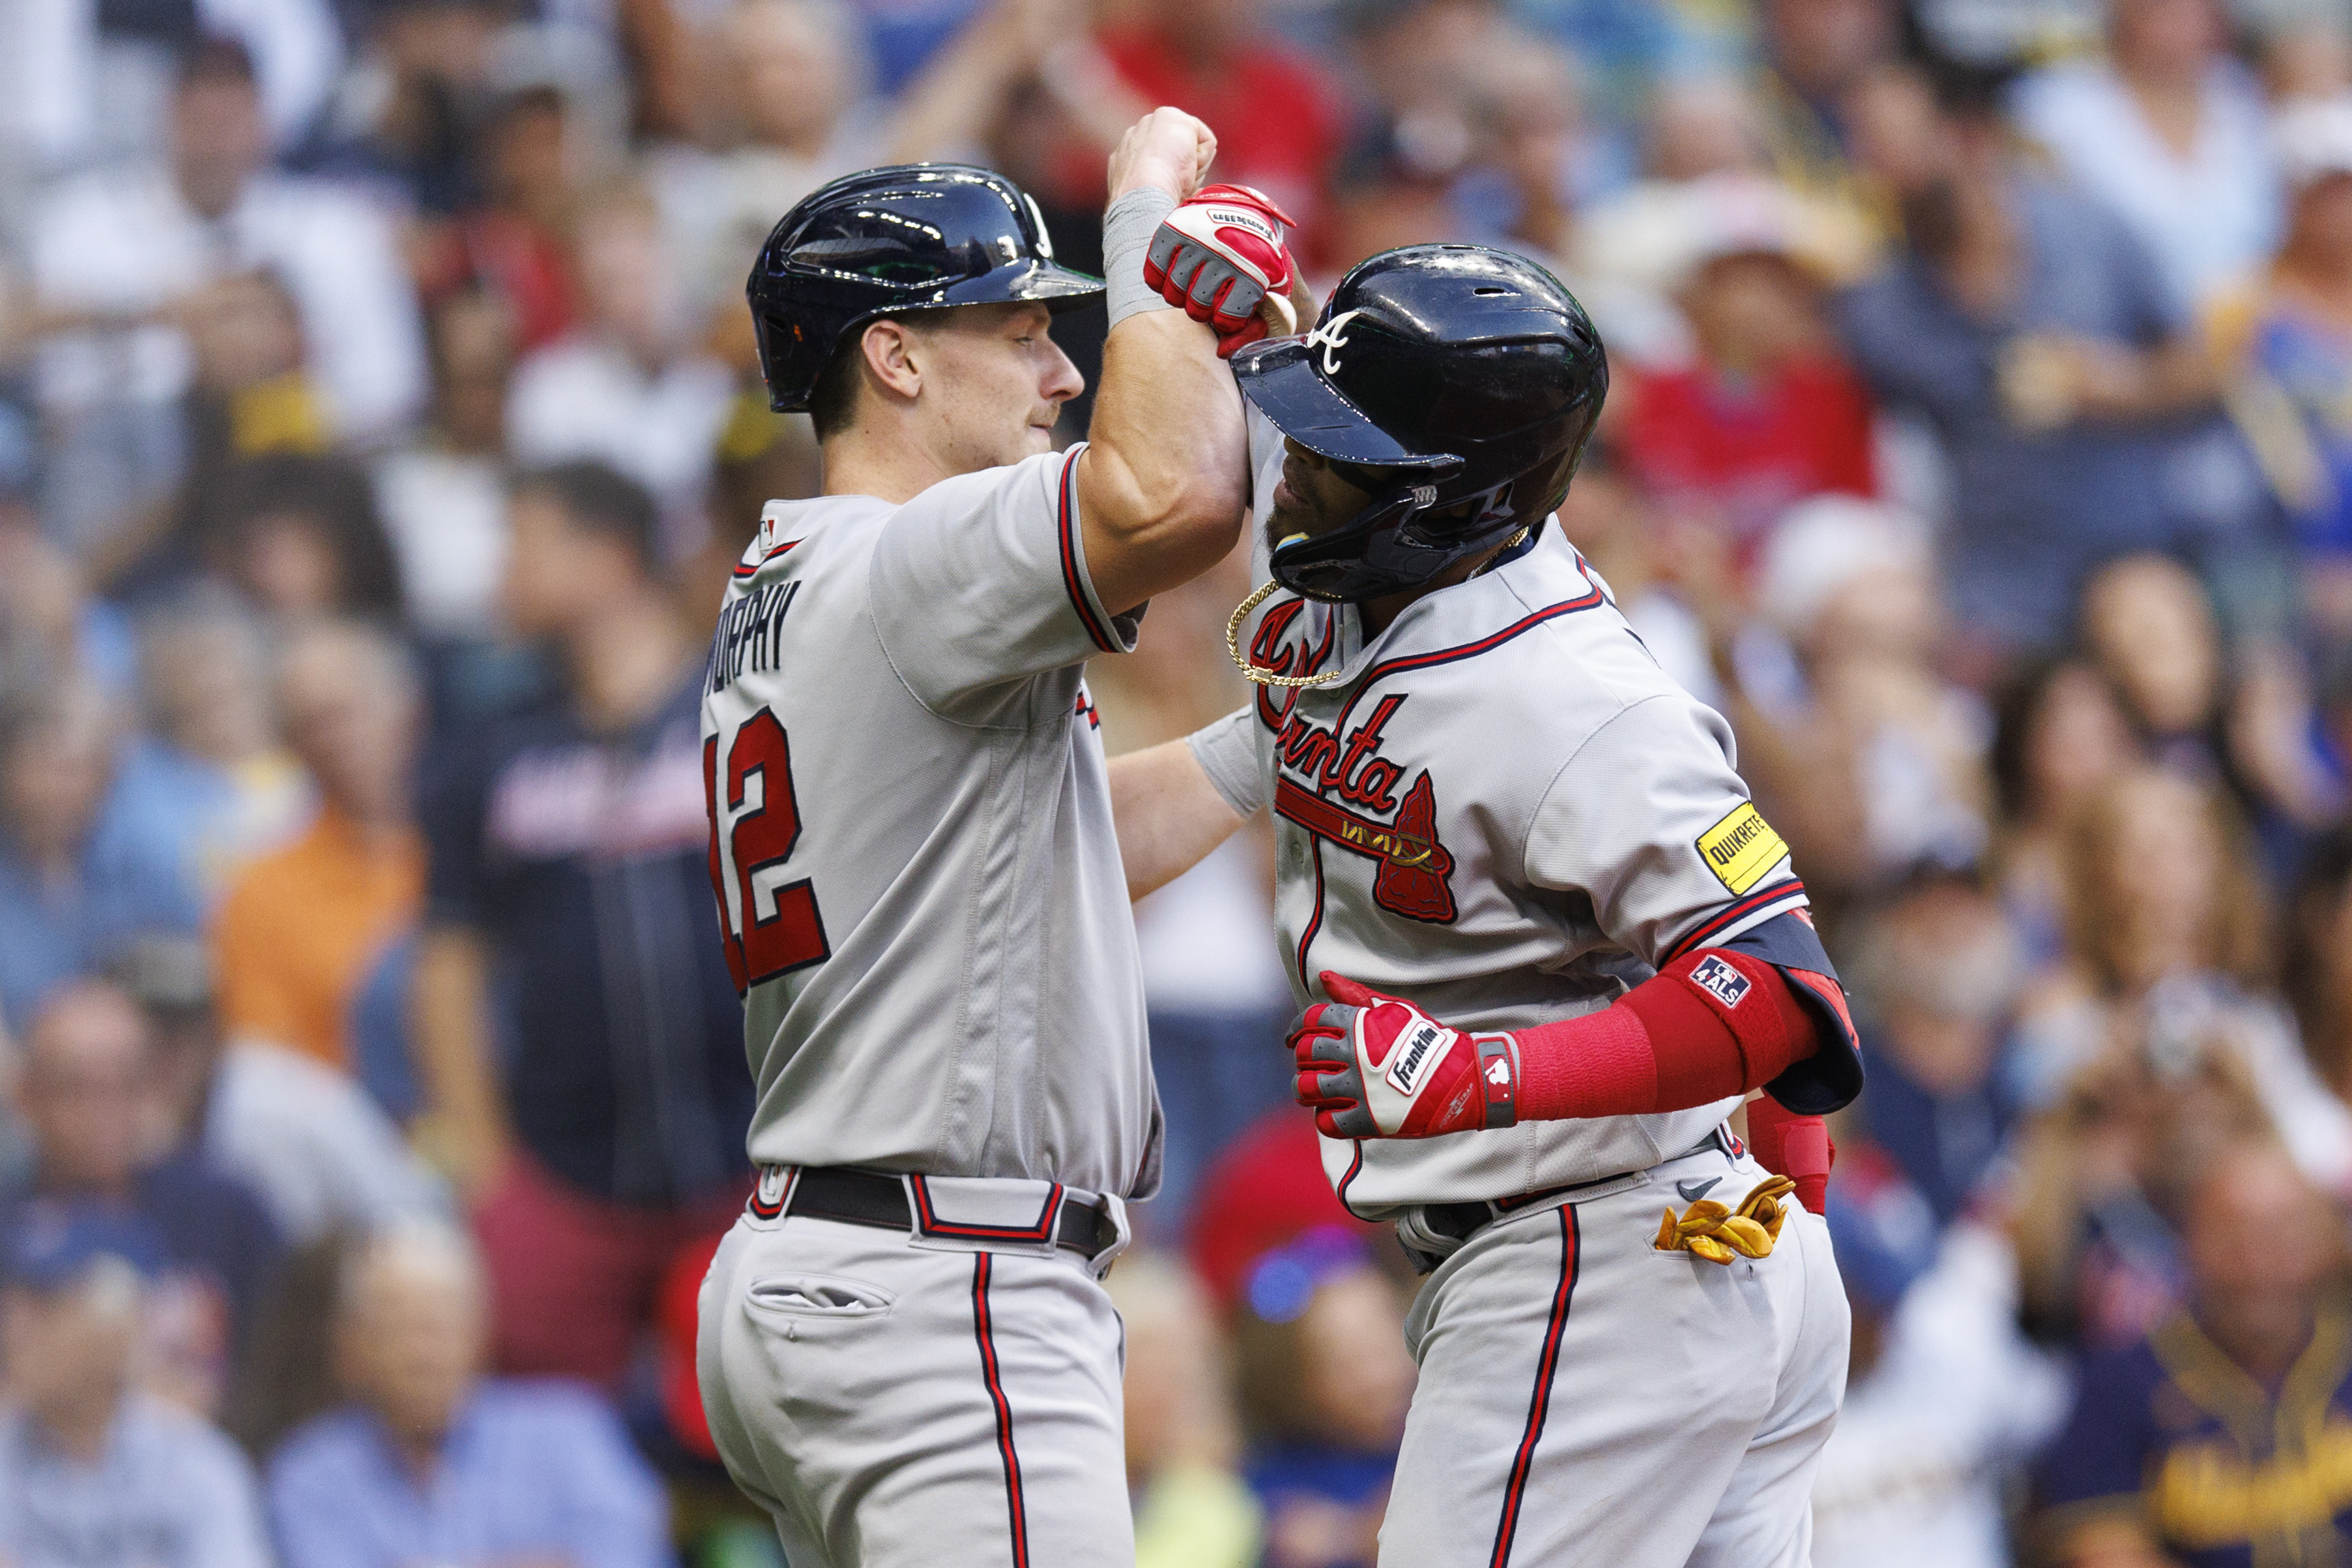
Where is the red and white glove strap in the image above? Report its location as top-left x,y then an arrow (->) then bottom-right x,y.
1142,183 -> 1299,359
1288,973 -> 1517,1140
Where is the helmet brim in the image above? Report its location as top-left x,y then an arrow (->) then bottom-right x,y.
1232,338 -> 1460,471
937,258 -> 1105,312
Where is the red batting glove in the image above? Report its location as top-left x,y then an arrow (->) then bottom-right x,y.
1143,184 -> 1299,359
1288,973 -> 1519,1139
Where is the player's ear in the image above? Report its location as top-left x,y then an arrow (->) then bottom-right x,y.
860,319 -> 924,405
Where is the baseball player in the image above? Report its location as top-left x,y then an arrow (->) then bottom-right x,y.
1112,247 -> 1865,1566
694,120 -> 1305,1567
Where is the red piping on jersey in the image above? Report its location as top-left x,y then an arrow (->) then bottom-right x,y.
1056,450 -> 1120,653
1296,837 -> 1329,992
1662,878 -> 1809,964
1490,1206 -> 1580,1568
1335,1138 -> 1369,1220
972,1255 -> 1031,1568
730,538 -> 798,579
910,1176 -> 1066,1243
1328,581 -> 1607,736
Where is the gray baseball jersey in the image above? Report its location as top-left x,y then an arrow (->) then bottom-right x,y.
1189,412 -> 1811,1216
701,445 -> 1161,1198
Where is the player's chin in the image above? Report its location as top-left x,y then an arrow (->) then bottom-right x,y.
1021,421 -> 1059,457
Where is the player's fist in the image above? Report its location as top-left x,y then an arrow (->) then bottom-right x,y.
1288,972 -> 1518,1139
1144,184 -> 1300,359
1108,107 -> 1218,206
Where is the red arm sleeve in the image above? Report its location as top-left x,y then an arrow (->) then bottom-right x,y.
1509,948 -> 1823,1124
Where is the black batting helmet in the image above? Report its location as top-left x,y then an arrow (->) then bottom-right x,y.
748,164 -> 1105,413
1232,244 -> 1608,603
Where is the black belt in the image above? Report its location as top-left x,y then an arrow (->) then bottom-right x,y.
1402,1125 -> 1739,1270
779,1167 -> 1119,1260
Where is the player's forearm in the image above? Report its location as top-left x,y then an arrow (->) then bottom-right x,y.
1508,951 -> 1822,1120
409,927 -> 512,1194
1109,738 -> 1251,901
1077,310 -> 1249,613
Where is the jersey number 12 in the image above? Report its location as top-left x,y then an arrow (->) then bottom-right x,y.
704,707 -> 832,994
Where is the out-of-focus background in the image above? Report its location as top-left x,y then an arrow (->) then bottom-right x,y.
6,0 -> 2352,1563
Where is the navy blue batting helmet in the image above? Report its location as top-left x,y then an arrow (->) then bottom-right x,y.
748,164 -> 1104,413
1232,244 -> 1608,603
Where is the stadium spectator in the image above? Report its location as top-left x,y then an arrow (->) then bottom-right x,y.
269,1222 -> 672,1568
1810,1150 -> 2065,1568
1232,1230 -> 1416,1568
213,620 -> 424,1075
2011,0 -> 2280,315
0,679 -> 198,1029
27,39 -> 426,473
1988,658 -> 2141,970
2080,553 -> 2228,774
2033,1137 -> 2352,1565
2009,1034 -> 2269,1350
1752,0 -> 1898,208
121,602 -> 310,913
200,456 -> 407,622
111,930 -> 441,1247
373,289 -> 517,644
1851,872 -> 2025,1221
412,461 -> 751,1384
1835,65 -> 2224,649
1,982 -> 282,1411
0,1202 -> 271,1568
409,83 -> 581,358
2080,553 -> 2343,837
505,183 -> 734,553
2011,764 -> 2352,1179
1725,496 -> 1988,908
2213,98 -> 2352,652
1618,176 -> 1878,555
2288,829 -> 2352,1101
1107,1254 -> 1262,1568
1093,0 -> 1341,246
655,0 -> 883,347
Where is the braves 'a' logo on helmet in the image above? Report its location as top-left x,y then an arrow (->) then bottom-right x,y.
1303,308 -> 1363,376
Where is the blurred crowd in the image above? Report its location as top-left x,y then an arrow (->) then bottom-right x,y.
10,0 -> 2352,1564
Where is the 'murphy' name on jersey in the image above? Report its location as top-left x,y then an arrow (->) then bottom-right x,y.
708,579 -> 799,697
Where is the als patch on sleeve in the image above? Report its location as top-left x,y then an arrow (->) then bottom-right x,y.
1695,802 -> 1789,895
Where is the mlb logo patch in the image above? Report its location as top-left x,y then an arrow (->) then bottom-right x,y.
1691,955 -> 1750,1009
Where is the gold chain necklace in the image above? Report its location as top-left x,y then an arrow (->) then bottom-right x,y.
1225,581 -> 1348,690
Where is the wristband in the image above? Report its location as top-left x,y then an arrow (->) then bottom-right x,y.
1103,188 -> 1180,332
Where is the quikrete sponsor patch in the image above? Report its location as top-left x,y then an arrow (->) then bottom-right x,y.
1695,803 -> 1788,895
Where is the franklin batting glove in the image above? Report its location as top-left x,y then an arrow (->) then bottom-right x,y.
1144,184 -> 1299,358
1288,973 -> 1519,1139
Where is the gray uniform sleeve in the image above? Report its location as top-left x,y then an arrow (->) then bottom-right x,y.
1186,706 -> 1266,817
1524,692 -> 1802,968
869,445 -> 1141,710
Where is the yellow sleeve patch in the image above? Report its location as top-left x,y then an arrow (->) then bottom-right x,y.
1695,803 -> 1788,895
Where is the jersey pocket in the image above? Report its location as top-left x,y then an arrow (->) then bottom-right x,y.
746,1272 -> 897,1320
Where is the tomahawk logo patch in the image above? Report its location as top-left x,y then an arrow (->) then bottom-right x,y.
1384,1021 -> 1449,1096
1690,955 -> 1751,1009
